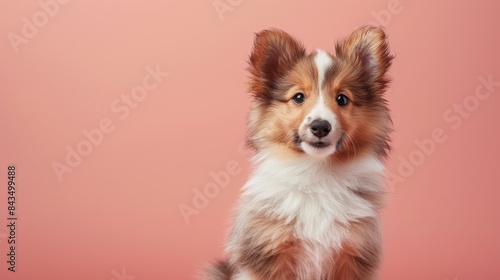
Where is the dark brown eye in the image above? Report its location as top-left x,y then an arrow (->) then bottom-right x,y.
292,93 -> 305,105
336,93 -> 349,107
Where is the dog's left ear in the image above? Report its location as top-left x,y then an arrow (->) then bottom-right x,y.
336,26 -> 393,84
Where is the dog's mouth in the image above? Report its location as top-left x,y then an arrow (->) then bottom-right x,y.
294,136 -> 332,150
293,131 -> 342,157
294,132 -> 344,150
308,141 -> 330,148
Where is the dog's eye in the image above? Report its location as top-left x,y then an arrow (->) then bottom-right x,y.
292,93 -> 305,105
336,93 -> 349,107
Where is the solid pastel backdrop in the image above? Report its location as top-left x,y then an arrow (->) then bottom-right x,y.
0,0 -> 499,279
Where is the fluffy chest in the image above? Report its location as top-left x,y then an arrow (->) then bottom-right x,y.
242,153 -> 385,247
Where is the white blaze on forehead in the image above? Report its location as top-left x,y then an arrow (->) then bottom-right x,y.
308,50 -> 335,122
314,49 -> 332,87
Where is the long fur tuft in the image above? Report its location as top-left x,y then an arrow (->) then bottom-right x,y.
202,260 -> 233,280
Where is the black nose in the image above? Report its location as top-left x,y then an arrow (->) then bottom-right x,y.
310,119 -> 331,138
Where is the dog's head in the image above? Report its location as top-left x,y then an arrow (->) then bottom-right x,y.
247,26 -> 393,160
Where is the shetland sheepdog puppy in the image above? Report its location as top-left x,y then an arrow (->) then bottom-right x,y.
204,26 -> 393,280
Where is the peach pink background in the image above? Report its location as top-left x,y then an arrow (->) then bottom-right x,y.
1,0 -> 500,279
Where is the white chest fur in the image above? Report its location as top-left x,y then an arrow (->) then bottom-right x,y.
241,152 -> 386,249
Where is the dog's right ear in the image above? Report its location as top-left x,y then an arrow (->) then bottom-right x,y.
248,29 -> 306,99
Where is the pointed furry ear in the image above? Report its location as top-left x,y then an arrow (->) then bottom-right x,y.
249,29 -> 306,99
336,26 -> 393,83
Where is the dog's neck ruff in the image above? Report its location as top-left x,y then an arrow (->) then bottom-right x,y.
241,150 -> 386,245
